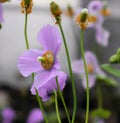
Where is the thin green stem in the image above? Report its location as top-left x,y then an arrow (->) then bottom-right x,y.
97,84 -> 103,109
58,23 -> 76,123
54,91 -> 62,123
23,10 -> 48,123
56,77 -> 71,123
24,12 -> 29,49
80,30 -> 89,123
35,88 -> 49,123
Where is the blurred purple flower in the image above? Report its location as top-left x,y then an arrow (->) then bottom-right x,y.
88,0 -> 110,47
27,108 -> 43,123
2,107 -> 16,123
31,71 -> 67,101
95,24 -> 110,47
0,3 -> 4,23
88,0 -> 103,13
72,51 -> 105,89
88,0 -> 104,25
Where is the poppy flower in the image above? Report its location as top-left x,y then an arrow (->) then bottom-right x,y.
17,24 -> 67,100
72,51 -> 105,89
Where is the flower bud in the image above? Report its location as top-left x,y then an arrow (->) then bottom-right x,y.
50,2 -> 62,24
100,1 -> 110,16
75,8 -> 89,30
117,48 -> 120,56
109,54 -> 119,64
80,8 -> 88,23
20,0 -> 33,14
65,5 -> 74,17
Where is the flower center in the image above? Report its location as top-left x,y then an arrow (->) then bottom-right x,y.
87,64 -> 94,73
37,51 -> 54,70
88,15 -> 97,23
100,8 -> 110,16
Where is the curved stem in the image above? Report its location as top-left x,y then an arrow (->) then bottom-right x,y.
54,91 -> 62,123
35,88 -> 49,123
97,84 -> 103,109
24,12 -> 29,49
56,77 -> 71,123
58,23 -> 76,123
80,30 -> 89,123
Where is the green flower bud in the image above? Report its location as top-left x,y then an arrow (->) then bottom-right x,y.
117,48 -> 120,56
50,2 -> 62,24
80,8 -> 88,23
109,54 -> 118,64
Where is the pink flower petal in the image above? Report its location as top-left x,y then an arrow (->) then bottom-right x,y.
37,24 -> 62,56
31,71 -> 67,101
82,74 -> 96,89
95,25 -> 110,47
72,60 -> 84,74
17,49 -> 43,77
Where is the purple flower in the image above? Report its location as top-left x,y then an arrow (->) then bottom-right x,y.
17,24 -> 61,78
31,71 -> 67,101
17,24 -> 67,101
27,108 -> 43,123
88,0 -> 103,15
0,3 -> 4,23
88,0 -> 104,25
95,24 -> 110,47
88,0 -> 110,47
72,51 -> 105,89
2,107 -> 16,123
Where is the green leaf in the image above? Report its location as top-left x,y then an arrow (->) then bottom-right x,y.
97,76 -> 118,87
101,64 -> 120,77
91,108 -> 111,119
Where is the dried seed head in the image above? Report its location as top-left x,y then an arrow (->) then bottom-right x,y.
20,0 -> 33,14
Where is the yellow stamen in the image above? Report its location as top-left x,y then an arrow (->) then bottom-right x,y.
87,64 -> 94,73
100,9 -> 110,16
38,51 -> 54,70
88,15 -> 97,23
